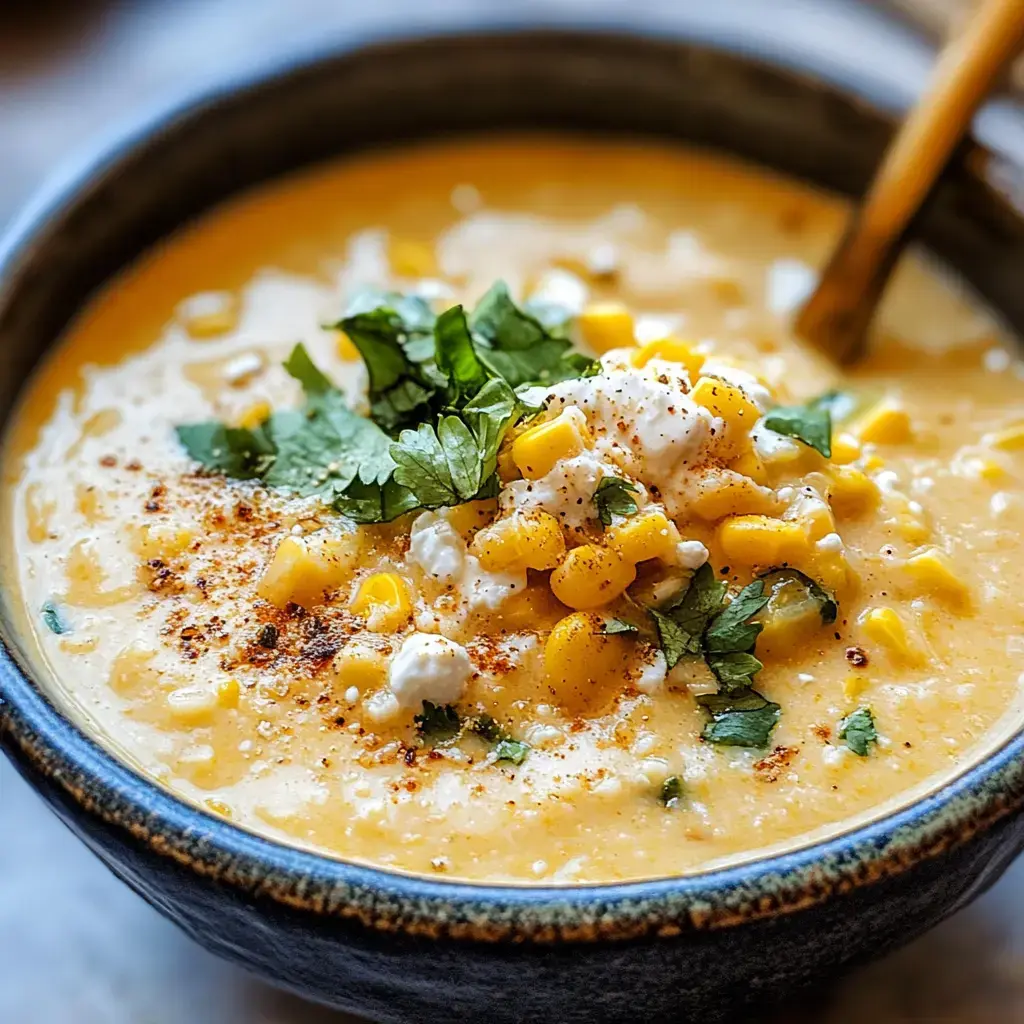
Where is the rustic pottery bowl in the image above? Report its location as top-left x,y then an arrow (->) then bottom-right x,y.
4,22 -> 1024,1024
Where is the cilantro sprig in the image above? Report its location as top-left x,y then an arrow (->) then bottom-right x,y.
762,391 -> 850,459
838,707 -> 878,756
644,565 -> 786,748
593,476 -> 640,527
177,282 -> 598,524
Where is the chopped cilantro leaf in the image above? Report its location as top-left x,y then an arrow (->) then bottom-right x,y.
593,476 -> 640,526
649,563 -> 727,669
470,714 -> 530,765
334,306 -> 436,431
696,688 -> 780,748
434,304 -> 489,402
704,651 -> 764,694
763,394 -> 834,458
599,618 -> 640,636
176,422 -> 274,480
839,706 -> 878,756
493,738 -> 530,765
704,580 -> 769,654
415,701 -> 461,744
660,775 -> 684,807
469,280 -> 586,387
41,601 -> 69,636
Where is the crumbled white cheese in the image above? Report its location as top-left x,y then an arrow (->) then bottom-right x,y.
517,365 -> 719,520
816,532 -> 844,554
634,650 -> 668,694
501,445 -> 609,526
408,511 -> 466,583
752,421 -> 802,459
222,351 -> 264,385
675,540 -> 709,569
461,557 -> 527,612
387,632 -> 473,710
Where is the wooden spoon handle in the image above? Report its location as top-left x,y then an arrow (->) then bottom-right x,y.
797,0 -> 1024,363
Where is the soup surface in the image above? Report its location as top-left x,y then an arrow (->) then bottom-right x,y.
5,138 -> 1024,884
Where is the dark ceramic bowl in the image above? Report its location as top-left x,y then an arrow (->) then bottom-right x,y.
4,23 -> 1024,1024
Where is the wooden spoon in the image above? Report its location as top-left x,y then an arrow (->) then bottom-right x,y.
795,0 -> 1024,363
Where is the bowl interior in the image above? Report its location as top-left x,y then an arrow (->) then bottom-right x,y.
3,28 -> 1024,912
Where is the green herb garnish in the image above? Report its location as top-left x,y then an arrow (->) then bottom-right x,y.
703,580 -> 770,693
763,394 -> 835,458
649,563 -> 727,669
470,714 -> 530,765
415,701 -> 462,744
696,689 -> 781,748
838,707 -> 878,756
41,601 -> 69,636
593,476 -> 640,527
178,283 -> 598,524
660,775 -> 684,807
598,618 -> 640,636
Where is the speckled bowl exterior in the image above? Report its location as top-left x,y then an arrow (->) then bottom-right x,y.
4,24 -> 1024,1024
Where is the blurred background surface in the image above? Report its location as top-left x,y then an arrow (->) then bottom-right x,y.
2,1 -> 1024,1021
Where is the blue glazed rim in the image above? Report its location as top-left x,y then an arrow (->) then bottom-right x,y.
2,19 -> 1024,943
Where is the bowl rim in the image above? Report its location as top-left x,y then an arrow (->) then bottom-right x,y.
3,21 -> 1024,944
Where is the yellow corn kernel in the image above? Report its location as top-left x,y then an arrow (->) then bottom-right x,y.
716,515 -> 809,567
544,612 -> 634,714
843,674 -> 868,701
860,606 -> 921,665
177,290 -> 238,339
729,448 -> 769,486
631,338 -> 704,380
850,400 -> 912,445
350,572 -> 413,632
904,547 -> 970,608
862,452 -> 886,472
986,423 -> 1024,451
166,685 -> 219,725
388,237 -> 436,277
444,498 -> 499,538
804,549 -> 856,598
577,302 -> 636,354
258,531 -> 361,609
607,510 -> 680,564
204,798 -> 234,819
896,514 -> 931,545
974,458 -> 1007,482
215,677 -> 240,709
337,331 -> 360,361
690,376 -> 761,455
690,472 -> 779,522
549,544 -> 636,610
830,432 -> 862,465
332,641 -> 389,690
498,585 -> 567,632
470,511 -> 566,572
785,493 -> 835,542
512,410 -> 589,480
235,401 -> 271,431
828,466 -> 880,518
132,523 -> 194,562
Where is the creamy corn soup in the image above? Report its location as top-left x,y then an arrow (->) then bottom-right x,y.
5,138 -> 1024,884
